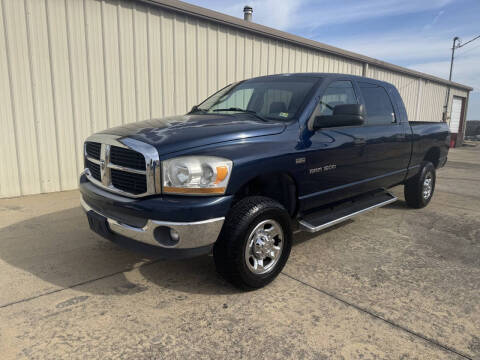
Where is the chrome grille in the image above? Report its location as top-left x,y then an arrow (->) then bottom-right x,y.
85,142 -> 101,160
110,146 -> 145,170
111,169 -> 147,194
83,134 -> 160,198
85,159 -> 101,181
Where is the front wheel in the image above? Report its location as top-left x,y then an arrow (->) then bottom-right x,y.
213,196 -> 292,290
404,161 -> 436,208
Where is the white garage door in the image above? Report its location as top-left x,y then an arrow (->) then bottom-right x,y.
450,97 -> 463,133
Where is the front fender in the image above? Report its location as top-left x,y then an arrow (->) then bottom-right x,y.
155,126 -> 302,197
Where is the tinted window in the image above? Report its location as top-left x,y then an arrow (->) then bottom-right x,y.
259,89 -> 293,115
360,85 -> 396,125
318,81 -> 357,116
391,87 -> 408,123
198,78 -> 318,121
211,88 -> 254,111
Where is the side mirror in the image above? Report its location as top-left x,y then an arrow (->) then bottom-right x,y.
313,104 -> 365,130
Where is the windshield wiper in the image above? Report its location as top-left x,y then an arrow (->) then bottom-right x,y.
212,108 -> 268,122
188,105 -> 207,114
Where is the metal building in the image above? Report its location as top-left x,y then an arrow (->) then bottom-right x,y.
0,0 -> 472,198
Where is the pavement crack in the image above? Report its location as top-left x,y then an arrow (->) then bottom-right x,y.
0,259 -> 161,310
281,272 -> 473,360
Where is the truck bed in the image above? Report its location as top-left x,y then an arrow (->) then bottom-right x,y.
408,121 -> 450,169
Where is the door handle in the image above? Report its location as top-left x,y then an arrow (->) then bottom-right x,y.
353,138 -> 366,145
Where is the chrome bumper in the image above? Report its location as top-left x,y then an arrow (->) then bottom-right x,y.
81,197 -> 224,249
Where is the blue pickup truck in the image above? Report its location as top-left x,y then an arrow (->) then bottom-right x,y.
80,73 -> 450,289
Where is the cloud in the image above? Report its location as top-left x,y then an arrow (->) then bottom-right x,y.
287,0 -> 453,30
330,32 -> 452,63
192,0 -> 454,31
423,10 -> 445,30
327,29 -> 479,90
410,53 -> 480,90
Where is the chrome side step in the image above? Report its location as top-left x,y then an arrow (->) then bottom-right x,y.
298,191 -> 397,233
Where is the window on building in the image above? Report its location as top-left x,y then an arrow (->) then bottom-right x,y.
360,85 -> 396,125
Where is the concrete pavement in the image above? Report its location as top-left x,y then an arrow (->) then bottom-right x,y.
0,146 -> 479,359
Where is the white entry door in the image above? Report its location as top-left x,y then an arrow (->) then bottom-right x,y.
450,97 -> 463,133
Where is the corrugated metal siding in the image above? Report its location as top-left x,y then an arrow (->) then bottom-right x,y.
0,0 -> 468,198
368,66 -> 469,125
367,66 -> 420,122
417,81 -> 447,123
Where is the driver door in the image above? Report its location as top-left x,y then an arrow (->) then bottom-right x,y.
301,79 -> 370,211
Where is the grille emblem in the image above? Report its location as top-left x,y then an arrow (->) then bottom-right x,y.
100,144 -> 111,186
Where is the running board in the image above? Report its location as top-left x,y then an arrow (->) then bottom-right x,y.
298,191 -> 397,233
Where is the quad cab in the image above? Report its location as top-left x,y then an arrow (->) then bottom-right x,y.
80,74 -> 449,289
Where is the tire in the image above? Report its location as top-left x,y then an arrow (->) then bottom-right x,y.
404,161 -> 436,209
213,196 -> 292,290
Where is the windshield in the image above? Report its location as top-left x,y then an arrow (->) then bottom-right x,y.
195,77 -> 319,121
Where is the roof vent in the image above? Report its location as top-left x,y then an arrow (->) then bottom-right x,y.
243,6 -> 253,22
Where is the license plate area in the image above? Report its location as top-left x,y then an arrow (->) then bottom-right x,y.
86,211 -> 111,237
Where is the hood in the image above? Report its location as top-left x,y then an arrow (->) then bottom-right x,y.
100,114 -> 286,155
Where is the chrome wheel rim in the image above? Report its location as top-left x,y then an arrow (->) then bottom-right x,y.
245,219 -> 284,275
423,172 -> 433,200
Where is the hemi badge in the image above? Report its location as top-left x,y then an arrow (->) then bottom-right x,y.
295,157 -> 306,164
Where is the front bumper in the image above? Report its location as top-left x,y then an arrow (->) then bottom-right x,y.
79,173 -> 232,255
81,197 -> 224,250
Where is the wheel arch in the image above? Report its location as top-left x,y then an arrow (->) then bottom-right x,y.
423,146 -> 441,168
232,172 -> 298,217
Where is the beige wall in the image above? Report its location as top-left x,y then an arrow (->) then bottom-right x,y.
0,0 -> 469,198
367,66 -> 469,123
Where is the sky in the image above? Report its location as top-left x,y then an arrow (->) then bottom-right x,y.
185,0 -> 480,120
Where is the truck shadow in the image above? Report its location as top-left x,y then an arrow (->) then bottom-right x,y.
0,207 -> 239,299
292,220 -> 354,246
384,199 -> 408,209
0,206 -> 354,300
140,222 -> 354,294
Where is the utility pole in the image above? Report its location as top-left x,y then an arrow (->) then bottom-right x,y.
448,37 -> 459,83
443,37 -> 460,122
443,35 -> 480,121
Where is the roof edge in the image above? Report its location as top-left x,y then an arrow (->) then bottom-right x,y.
137,0 -> 473,92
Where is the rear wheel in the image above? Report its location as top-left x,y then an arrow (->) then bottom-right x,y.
404,161 -> 436,208
213,196 -> 292,290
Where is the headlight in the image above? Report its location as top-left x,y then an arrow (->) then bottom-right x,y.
162,156 -> 233,195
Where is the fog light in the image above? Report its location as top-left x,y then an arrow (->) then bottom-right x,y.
153,226 -> 180,247
169,228 -> 180,242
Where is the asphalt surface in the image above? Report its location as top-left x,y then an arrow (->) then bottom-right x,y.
0,146 -> 479,359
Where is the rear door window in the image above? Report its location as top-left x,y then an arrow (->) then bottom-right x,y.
390,87 -> 408,123
359,84 -> 396,125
